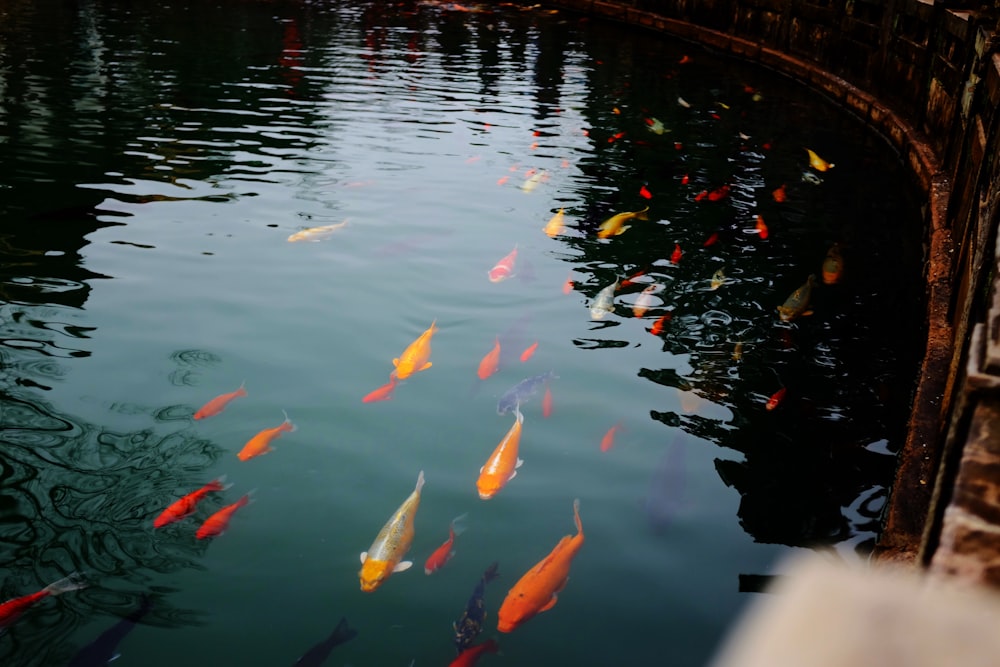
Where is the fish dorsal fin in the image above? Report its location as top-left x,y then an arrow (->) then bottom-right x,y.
393,561 -> 413,573
360,552 -> 368,564
515,458 -> 524,469
539,594 -> 559,613
616,225 -> 631,235
420,362 -> 432,371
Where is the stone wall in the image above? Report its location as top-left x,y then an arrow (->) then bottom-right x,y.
542,0 -> 1000,573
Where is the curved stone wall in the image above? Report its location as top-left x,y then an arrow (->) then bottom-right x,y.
543,0 -> 1000,573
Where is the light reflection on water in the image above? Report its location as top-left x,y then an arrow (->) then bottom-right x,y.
0,1 -> 923,665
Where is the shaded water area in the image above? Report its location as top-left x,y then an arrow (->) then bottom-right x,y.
0,1 -> 925,665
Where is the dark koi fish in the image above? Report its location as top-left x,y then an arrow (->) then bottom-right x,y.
69,595 -> 152,667
496,371 -> 557,415
291,616 -> 358,666
453,562 -> 500,653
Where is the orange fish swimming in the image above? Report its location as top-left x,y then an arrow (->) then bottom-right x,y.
542,385 -> 553,418
193,382 -> 247,420
153,477 -> 229,528
497,499 -> 584,633
393,319 -> 438,380
772,184 -> 787,203
477,407 -> 524,500
0,573 -> 88,629
520,341 -> 538,362
706,184 -> 730,201
543,209 -> 565,238
488,246 -> 518,282
600,422 -> 623,452
424,513 -> 468,575
238,411 -> 295,461
195,493 -> 251,539
670,244 -> 683,264
650,313 -> 671,336
755,215 -> 769,239
562,274 -> 574,294
362,375 -> 399,403
360,470 -> 425,592
477,337 -> 501,380
449,639 -> 500,667
766,387 -> 787,411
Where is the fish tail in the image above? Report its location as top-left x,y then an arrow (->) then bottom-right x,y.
236,380 -> 248,396
209,475 -> 232,492
514,403 -> 524,424
44,572 -> 88,596
280,409 -> 297,432
483,561 -> 500,582
415,470 -> 425,493
331,616 -> 359,643
450,512 -> 470,536
572,498 -> 583,535
636,207 -> 650,220
237,491 -> 255,508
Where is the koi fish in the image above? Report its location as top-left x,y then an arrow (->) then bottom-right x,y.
650,313 -> 670,335
541,385 -> 553,418
822,243 -> 843,284
449,640 -> 500,667
193,382 -> 247,420
195,493 -> 251,539
497,371 -> 556,415
597,207 -> 648,239
645,117 -> 667,135
497,499 -> 584,633
478,337 -> 501,380
287,219 -> 349,242
639,185 -> 652,199
772,184 -> 787,203
477,407 -> 524,500
359,470 -> 425,592
238,411 -> 295,461
520,341 -> 538,362
733,341 -> 744,361
777,274 -> 816,322
632,283 -> 661,317
521,170 -> 546,193
677,96 -> 691,108
69,594 -> 152,667
755,215 -> 769,239
488,246 -> 518,282
590,279 -> 619,319
543,209 -> 565,237
425,513 -> 469,574
154,477 -> 229,528
670,244 -> 682,264
703,231 -> 719,247
0,573 -> 88,629
292,617 -> 358,667
600,422 -> 623,452
766,387 -> 787,411
362,375 -> 399,403
706,184 -> 730,201
562,273 -> 574,294
620,269 -> 647,288
710,269 -> 725,291
805,148 -> 834,171
393,319 -> 438,379
681,173 -> 690,185
454,562 -> 500,653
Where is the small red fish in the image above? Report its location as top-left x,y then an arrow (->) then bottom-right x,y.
363,376 -> 399,403
542,385 -> 553,418
0,574 -> 88,629
424,513 -> 468,575
154,477 -> 229,528
496,176 -> 509,186
694,189 -> 708,202
755,215 -> 769,239
196,493 -> 251,539
488,245 -> 518,283
478,338 -> 501,380
520,342 -> 538,362
650,313 -> 671,335
772,184 -> 787,203
193,382 -> 247,420
765,387 -> 787,411
607,131 -> 625,143
678,55 -> 691,64
600,422 -> 623,452
620,269 -> 647,288
238,412 -> 295,461
639,185 -> 652,199
449,639 -> 500,667
670,244 -> 682,264
703,232 -> 719,247
674,142 -> 683,150
681,174 -> 689,185
707,184 -> 730,201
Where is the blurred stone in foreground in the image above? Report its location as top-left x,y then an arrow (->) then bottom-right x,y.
710,554 -> 1000,667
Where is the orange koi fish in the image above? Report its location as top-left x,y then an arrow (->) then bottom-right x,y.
193,382 -> 247,420
694,189 -> 708,202
597,207 -> 648,239
360,470 -> 425,592
0,574 -> 88,629
707,184 -> 730,201
772,184 -> 787,203
600,422 -> 623,452
362,375 -> 399,403
765,387 -> 787,411
497,499 -> 584,633
520,341 -> 538,362
393,319 -> 438,379
478,337 -> 501,380
195,493 -> 251,539
237,411 -> 295,461
822,243 -> 843,284
424,513 -> 468,575
543,209 -> 565,237
477,407 -> 524,500
542,385 -> 553,418
650,313 -> 671,335
755,215 -> 769,239
681,173 -> 690,185
488,246 -> 518,282
154,477 -> 229,528
670,244 -> 683,265
449,639 -> 500,667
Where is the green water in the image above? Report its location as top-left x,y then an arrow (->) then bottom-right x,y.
0,1 -> 924,665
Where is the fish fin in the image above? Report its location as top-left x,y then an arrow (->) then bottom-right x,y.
539,594 -> 559,612
420,362 -> 432,371
360,552 -> 368,564
415,470 -> 425,493
515,458 -> 524,469
109,654 -> 121,663
479,466 -> 484,474
393,561 -> 413,573
636,207 -> 650,220
392,358 -> 400,367
802,310 -> 814,317
508,470 -> 517,481
451,513 -> 469,536
615,225 -> 631,235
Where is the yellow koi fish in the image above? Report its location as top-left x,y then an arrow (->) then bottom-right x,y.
359,470 -> 425,592
287,219 -> 349,242
805,148 -> 834,172
777,275 -> 816,322
392,320 -> 438,380
543,209 -> 565,238
710,268 -> 725,290
521,170 -> 547,193
597,207 -> 649,239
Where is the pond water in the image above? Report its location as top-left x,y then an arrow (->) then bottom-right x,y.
0,1 -> 925,666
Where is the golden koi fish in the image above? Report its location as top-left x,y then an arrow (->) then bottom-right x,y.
543,208 -> 565,238
597,207 -> 648,239
359,470 -> 425,592
805,148 -> 834,172
777,274 -> 816,322
710,268 -> 726,290
393,320 -> 438,380
287,219 -> 349,242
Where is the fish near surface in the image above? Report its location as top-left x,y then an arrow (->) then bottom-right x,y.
632,283 -> 661,317
805,148 -> 834,172
0,573 -> 88,630
362,375 -> 399,403
453,562 -> 500,653
777,274 -> 816,322
287,219 -> 349,242
393,319 -> 438,380
238,411 -> 295,461
543,209 -> 565,237
154,477 -> 229,528
477,407 -> 524,500
497,499 -> 584,633
477,337 -> 501,380
193,382 -> 247,419
196,493 -> 251,539
449,639 -> 500,667
359,470 -> 425,592
488,246 -> 518,283
425,513 -> 468,575
496,371 -> 557,415
597,207 -> 648,239
590,279 -> 619,320
291,616 -> 358,667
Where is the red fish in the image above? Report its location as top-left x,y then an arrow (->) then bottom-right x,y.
488,245 -> 518,283
772,184 -> 787,203
449,639 -> 500,667
620,269 -> 647,288
424,513 -> 468,575
600,422 -> 623,452
520,342 -> 538,362
678,55 -> 691,64
193,382 -> 247,420
196,493 -> 251,539
542,385 -> 553,418
562,274 -> 574,294
765,387 -> 787,411
703,232 -> 719,247
478,338 -> 501,380
650,313 -> 671,336
238,412 -> 295,461
681,174 -> 690,185
694,189 -> 708,202
755,215 -> 769,239
639,185 -> 652,199
0,574 -> 87,629
670,244 -> 682,265
154,477 -> 229,528
707,184 -> 730,201
363,376 -> 399,403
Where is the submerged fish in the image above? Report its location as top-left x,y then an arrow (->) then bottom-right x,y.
0,573 -> 88,629
497,371 -> 557,415
453,562 -> 500,653
597,207 -> 648,239
154,477 -> 229,528
822,243 -> 843,285
590,279 -> 619,320
359,471 -> 425,592
194,382 -> 247,420
632,283 -> 661,317
238,412 -> 295,461
710,269 -> 725,290
291,616 -> 358,667
802,171 -> 824,185
488,246 -> 518,282
195,493 -> 251,539
287,219 -> 349,242
69,595 -> 153,667
805,148 -> 834,171
425,513 -> 468,575
776,274 -> 816,322
520,170 -> 547,193
645,117 -> 667,135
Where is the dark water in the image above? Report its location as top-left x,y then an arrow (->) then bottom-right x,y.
0,1 -> 924,666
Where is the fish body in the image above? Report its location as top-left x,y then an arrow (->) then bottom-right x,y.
195,493 -> 251,539
650,313 -> 670,336
238,412 -> 295,461
488,246 -> 518,282
670,244 -> 683,264
589,279 -> 619,320
597,207 -> 648,239
453,562 -> 500,653
497,371 -> 557,415
632,283 -> 661,317
733,341 -> 744,361
193,383 -> 247,420
393,320 -> 438,379
777,275 -> 816,322
449,640 -> 500,667
755,216 -> 769,239
287,219 -> 349,242
543,209 -> 565,237
497,499 -> 584,633
822,243 -> 843,284
766,387 -> 787,410
359,471 -> 425,592
645,117 -> 666,135
710,269 -> 725,290
477,338 -> 501,380
292,617 -> 358,667
519,341 -> 538,363
805,148 -> 834,171
154,477 -> 228,528
706,185 -> 730,201
362,376 -> 399,403
772,184 -> 787,202
0,573 -> 88,629
477,408 -> 524,500
69,595 -> 152,667
425,513 -> 468,574
600,422 -> 622,452
520,170 -> 546,193
541,385 -> 553,418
